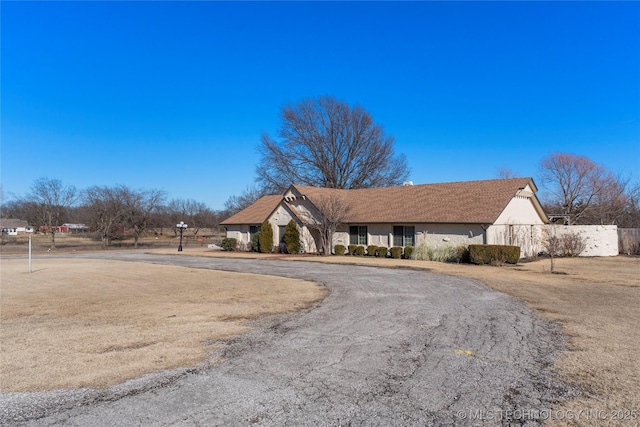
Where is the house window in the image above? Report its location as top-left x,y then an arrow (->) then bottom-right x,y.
250,225 -> 261,240
393,226 -> 415,247
349,226 -> 368,245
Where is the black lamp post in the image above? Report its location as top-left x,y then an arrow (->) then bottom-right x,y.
177,221 -> 188,252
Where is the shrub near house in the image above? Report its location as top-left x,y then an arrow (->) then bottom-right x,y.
259,221 -> 274,253
284,220 -> 301,254
469,244 -> 520,265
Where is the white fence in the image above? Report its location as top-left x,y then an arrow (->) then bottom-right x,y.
551,225 -> 618,257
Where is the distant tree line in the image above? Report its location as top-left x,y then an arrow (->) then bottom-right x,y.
1,178 -> 232,248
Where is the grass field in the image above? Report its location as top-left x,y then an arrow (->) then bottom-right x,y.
0,257 -> 327,392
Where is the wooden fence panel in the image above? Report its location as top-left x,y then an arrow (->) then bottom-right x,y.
618,228 -> 640,255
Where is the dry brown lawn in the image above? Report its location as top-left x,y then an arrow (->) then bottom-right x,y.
0,257 -> 327,392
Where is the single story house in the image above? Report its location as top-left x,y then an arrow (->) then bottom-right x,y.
221,177 -> 549,257
0,219 -> 34,235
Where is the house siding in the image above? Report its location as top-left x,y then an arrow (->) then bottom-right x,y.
332,223 -> 485,251
225,225 -> 250,249
417,224 -> 486,248
487,185 -> 547,257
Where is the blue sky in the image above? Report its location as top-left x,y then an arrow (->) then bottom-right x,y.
2,1 -> 639,210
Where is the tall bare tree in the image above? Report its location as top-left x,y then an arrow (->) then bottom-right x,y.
122,188 -> 166,248
83,185 -> 129,248
28,178 -> 77,247
578,173 -> 630,225
302,193 -> 350,255
257,96 -> 409,194
539,152 -> 622,225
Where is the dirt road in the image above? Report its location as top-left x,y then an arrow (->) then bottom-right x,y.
3,253 -> 570,426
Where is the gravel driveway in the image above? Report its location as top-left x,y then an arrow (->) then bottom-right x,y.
2,253 -> 570,426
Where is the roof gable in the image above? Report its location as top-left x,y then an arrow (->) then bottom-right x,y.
220,195 -> 282,225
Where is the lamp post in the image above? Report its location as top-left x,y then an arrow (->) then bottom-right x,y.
176,221 -> 188,252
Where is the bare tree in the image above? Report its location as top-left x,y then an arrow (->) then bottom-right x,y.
302,193 -> 350,255
256,96 -> 409,194
166,198 -> 213,239
122,188 -> 166,248
539,153 -> 622,225
83,185 -> 128,248
620,182 -> 640,228
1,199 -> 40,225
541,226 -> 561,273
28,178 -> 77,247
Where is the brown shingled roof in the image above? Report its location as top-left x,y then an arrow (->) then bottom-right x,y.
291,177 -> 539,224
222,178 -> 543,226
220,195 -> 283,225
0,218 -> 29,228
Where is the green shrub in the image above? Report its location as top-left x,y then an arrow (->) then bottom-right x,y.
390,247 -> 403,259
353,245 -> 365,256
334,244 -> 346,256
220,237 -> 237,251
251,232 -> 261,252
403,246 -> 414,259
283,220 -> 301,254
258,221 -> 273,253
348,244 -> 358,255
375,246 -> 388,258
469,244 -> 520,265
456,245 -> 471,263
367,245 -> 379,256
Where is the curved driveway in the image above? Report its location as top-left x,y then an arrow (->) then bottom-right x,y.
3,253 -> 569,426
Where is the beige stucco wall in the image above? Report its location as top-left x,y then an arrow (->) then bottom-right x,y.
225,225 -> 250,250
283,193 -> 327,253
333,226 -> 350,248
416,224 -> 485,248
332,223 -> 485,251
551,225 -> 618,257
494,186 -> 546,226
487,224 -> 542,258
486,186 -> 548,257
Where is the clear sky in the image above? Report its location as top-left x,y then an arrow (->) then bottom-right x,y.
2,1 -> 639,210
